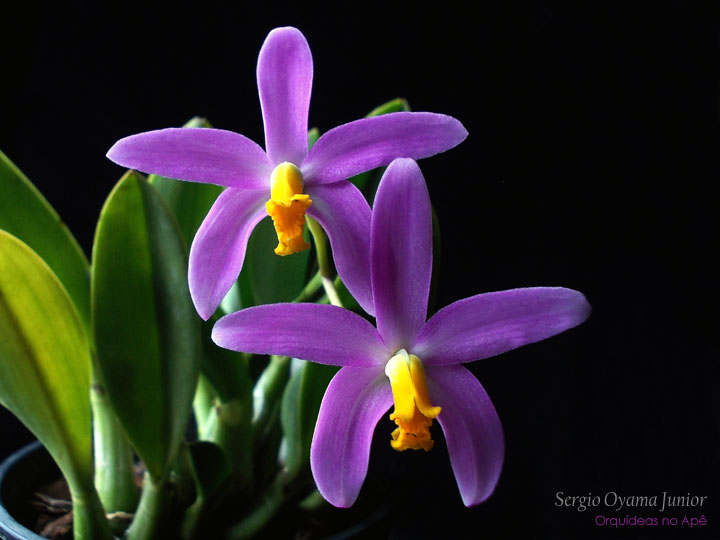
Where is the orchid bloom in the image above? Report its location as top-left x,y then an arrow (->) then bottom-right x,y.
106,27 -> 467,319
212,158 -> 591,508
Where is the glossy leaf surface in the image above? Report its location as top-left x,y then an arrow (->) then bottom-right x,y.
280,360 -> 338,481
237,218 -> 311,307
0,231 -> 93,489
147,117 -> 224,249
92,171 -> 200,480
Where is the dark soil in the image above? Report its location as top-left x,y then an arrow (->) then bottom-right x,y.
31,477 -> 72,540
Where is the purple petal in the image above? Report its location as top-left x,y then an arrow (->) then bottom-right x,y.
106,128 -> 272,188
414,287 -> 591,366
426,364 -> 504,506
306,182 -> 374,316
301,112 -> 468,184
189,188 -> 268,319
212,304 -> 388,366
371,159 -> 432,351
311,366 -> 391,507
257,26 -> 313,165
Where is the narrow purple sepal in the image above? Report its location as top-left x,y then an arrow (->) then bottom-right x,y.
415,287 -> 592,366
311,366 -> 391,508
427,364 -> 504,506
371,159 -> 432,351
106,128 -> 272,188
257,27 -> 313,165
212,304 -> 389,366
306,182 -> 374,316
189,188 -> 268,319
301,112 -> 468,184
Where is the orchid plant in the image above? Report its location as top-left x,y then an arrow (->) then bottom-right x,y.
0,26 -> 589,540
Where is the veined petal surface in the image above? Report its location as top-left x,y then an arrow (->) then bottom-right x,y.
107,128 -> 272,189
189,188 -> 268,319
310,366 -> 391,507
257,26 -> 313,165
306,182 -> 374,315
301,112 -> 468,184
212,304 -> 388,366
415,287 -> 591,366
427,364 -> 504,506
371,159 -> 432,351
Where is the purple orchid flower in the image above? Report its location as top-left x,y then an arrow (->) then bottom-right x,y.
106,26 -> 467,320
212,158 -> 591,508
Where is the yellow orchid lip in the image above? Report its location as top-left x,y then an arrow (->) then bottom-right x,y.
266,162 -> 312,256
384,349 -> 441,451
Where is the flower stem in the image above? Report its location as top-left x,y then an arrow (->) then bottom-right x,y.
305,216 -> 331,278
223,477 -> 284,540
203,396 -> 253,490
306,216 -> 343,308
125,473 -> 171,540
65,478 -> 114,540
193,374 -> 216,439
299,488 -> 328,511
292,270 -> 322,302
321,276 -> 343,307
252,355 -> 291,445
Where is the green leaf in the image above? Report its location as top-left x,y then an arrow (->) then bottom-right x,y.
349,98 -> 412,194
0,230 -> 93,489
252,356 -> 290,446
334,276 -> 363,313
181,442 -> 231,540
237,218 -> 311,307
147,117 -> 223,250
365,97 -> 411,117
0,150 -> 91,333
0,231 -> 112,539
280,360 -> 338,481
199,325 -> 253,486
307,127 -> 321,149
200,323 -> 252,404
92,171 -> 201,481
187,441 -> 231,502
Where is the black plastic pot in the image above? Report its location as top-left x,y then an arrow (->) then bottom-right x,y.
0,441 -> 56,540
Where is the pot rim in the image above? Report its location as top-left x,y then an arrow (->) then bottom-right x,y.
0,440 -> 50,540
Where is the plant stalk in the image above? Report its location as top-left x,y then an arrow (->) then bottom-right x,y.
252,355 -> 291,439
306,216 -> 343,308
124,473 -> 171,540
193,374 -> 216,439
66,479 -> 114,540
90,359 -> 138,513
292,270 -> 322,303
204,396 -> 253,490
224,477 -> 284,540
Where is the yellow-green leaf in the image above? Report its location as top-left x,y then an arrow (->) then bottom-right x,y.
0,150 -> 90,333
0,231 -> 93,491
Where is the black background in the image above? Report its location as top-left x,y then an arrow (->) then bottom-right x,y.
1,1 -> 718,538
